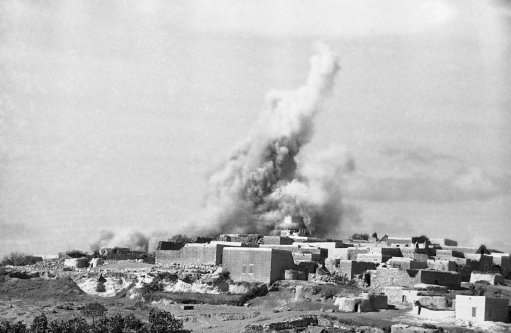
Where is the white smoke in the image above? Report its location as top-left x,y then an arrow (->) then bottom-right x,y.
90,230 -> 149,252
200,43 -> 348,236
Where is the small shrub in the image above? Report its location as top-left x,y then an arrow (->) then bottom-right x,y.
89,317 -> 109,333
61,317 -> 89,333
141,277 -> 164,296
49,320 -> 65,333
81,302 -> 107,324
124,314 -> 145,331
148,309 -> 183,333
12,321 -> 28,333
95,282 -> 106,293
0,320 -> 12,333
319,285 -> 338,299
107,314 -> 124,333
30,314 -> 48,332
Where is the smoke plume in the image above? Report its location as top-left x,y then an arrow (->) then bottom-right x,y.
90,230 -> 149,252
202,43 -> 347,237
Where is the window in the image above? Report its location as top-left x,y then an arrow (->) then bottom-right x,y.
249,264 -> 254,274
242,265 -> 246,274
472,307 -> 477,317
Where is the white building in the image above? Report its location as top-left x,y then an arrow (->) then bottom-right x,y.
455,295 -> 509,323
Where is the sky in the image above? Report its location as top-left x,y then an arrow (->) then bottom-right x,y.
1,0 -> 510,256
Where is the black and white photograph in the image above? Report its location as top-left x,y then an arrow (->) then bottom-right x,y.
1,0 -> 511,331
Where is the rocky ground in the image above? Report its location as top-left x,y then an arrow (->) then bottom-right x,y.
1,262 -> 511,332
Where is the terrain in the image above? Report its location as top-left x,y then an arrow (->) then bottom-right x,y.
2,261 -> 511,332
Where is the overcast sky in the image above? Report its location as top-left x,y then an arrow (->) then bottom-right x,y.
1,0 -> 510,256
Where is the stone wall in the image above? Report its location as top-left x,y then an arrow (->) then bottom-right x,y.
391,324 -> 440,333
455,295 -> 509,322
369,247 -> 403,257
270,249 -> 297,283
491,254 -> 511,277
370,268 -> 460,292
338,260 -> 377,278
470,272 -> 504,285
223,247 -> 295,284
369,268 -> 420,292
400,248 -> 429,262
387,257 -> 427,270
357,253 -> 392,263
435,249 -> 464,259
427,259 -> 457,272
223,247 -> 273,284
328,247 -> 369,260
418,270 -> 460,289
155,243 -> 224,266
262,236 -> 293,245
334,293 -> 388,312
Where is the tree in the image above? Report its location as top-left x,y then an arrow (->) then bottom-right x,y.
371,232 -> 378,241
476,244 -> 490,255
81,302 -> 107,325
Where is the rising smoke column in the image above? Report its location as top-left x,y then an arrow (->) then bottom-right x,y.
202,43 -> 345,236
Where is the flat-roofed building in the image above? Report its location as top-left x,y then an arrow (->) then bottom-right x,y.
455,295 -> 509,323
386,237 -> 413,248
430,238 -> 458,247
387,257 -> 427,270
328,247 -> 369,261
222,247 -> 295,284
156,243 -> 226,266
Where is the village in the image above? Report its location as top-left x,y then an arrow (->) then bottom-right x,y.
2,215 -> 510,332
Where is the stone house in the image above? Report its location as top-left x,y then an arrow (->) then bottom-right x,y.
427,259 -> 458,272
155,243 -> 226,266
330,260 -> 377,279
455,295 -> 509,323
400,247 -> 429,262
387,257 -> 427,270
334,293 -> 388,312
470,272 -> 504,285
222,247 -> 295,284
262,236 -> 294,245
368,268 -> 461,292
490,253 -> 511,277
328,247 -> 369,260
386,237 -> 413,248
